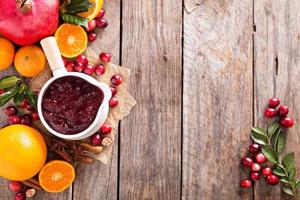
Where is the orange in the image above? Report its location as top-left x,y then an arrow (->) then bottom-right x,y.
78,0 -> 104,20
39,160 -> 75,193
0,37 -> 15,71
14,45 -> 46,77
0,125 -> 47,181
55,23 -> 88,58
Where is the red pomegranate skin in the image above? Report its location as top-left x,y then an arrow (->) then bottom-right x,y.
0,0 -> 59,45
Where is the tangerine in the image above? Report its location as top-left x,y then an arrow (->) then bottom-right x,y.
0,37 -> 15,71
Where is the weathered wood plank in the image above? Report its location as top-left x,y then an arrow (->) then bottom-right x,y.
182,0 -> 253,199
72,1 -> 121,200
119,0 -> 182,199
254,0 -> 300,199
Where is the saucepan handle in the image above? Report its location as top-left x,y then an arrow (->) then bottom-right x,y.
40,37 -> 67,77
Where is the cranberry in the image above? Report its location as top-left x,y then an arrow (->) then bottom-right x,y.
0,89 -> 4,95
84,64 -> 95,75
75,62 -> 85,72
25,188 -> 36,198
255,153 -> 267,164
100,124 -> 112,135
91,133 -> 102,146
95,64 -> 105,75
280,117 -> 295,128
18,99 -> 28,108
249,143 -> 261,154
96,8 -> 105,19
15,192 -> 26,200
264,108 -> 277,118
86,19 -> 96,32
25,104 -> 35,111
5,106 -> 18,116
266,174 -> 279,185
241,157 -> 254,168
21,114 -> 32,126
268,97 -> 280,108
62,57 -> 67,66
96,18 -> 108,28
250,172 -> 260,181
240,179 -> 251,188
99,52 -> 112,63
110,86 -> 117,96
251,163 -> 261,172
109,97 -> 118,107
66,61 -> 75,72
76,55 -> 88,65
278,105 -> 289,117
9,115 -> 21,124
111,74 -> 122,86
88,32 -> 97,42
261,167 -> 272,177
31,112 -> 40,121
9,181 -> 22,192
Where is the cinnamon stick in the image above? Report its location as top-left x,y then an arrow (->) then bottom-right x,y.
80,143 -> 104,154
22,180 -> 41,190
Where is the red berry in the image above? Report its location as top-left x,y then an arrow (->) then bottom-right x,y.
266,174 -> 279,185
264,108 -> 277,118
86,19 -> 96,32
84,64 -> 95,75
99,52 -> 112,63
25,104 -> 35,112
95,64 -> 105,75
250,172 -> 260,181
9,181 -> 22,192
261,167 -> 272,177
88,32 -> 97,42
9,115 -> 21,124
268,97 -> 280,108
91,133 -> 102,146
100,124 -> 112,135
15,192 -> 26,200
76,55 -> 88,65
0,89 -> 4,95
110,86 -> 117,96
251,163 -> 261,172
62,57 -> 67,66
241,157 -> 254,168
18,99 -> 28,108
21,114 -> 32,126
111,74 -> 122,86
32,112 -> 40,121
96,8 -> 105,19
249,143 -> 261,154
66,61 -> 75,72
96,18 -> 108,28
278,105 -> 289,117
5,106 -> 18,116
25,188 -> 36,198
109,97 -> 118,107
255,153 -> 267,164
280,117 -> 295,128
75,62 -> 85,72
240,179 -> 251,188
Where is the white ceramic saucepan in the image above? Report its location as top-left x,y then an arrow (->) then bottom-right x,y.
38,36 -> 111,140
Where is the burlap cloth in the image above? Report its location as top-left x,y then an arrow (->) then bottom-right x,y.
29,49 -> 136,164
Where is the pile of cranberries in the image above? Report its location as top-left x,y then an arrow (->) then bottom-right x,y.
90,123 -> 113,147
8,181 -> 36,200
264,97 -> 294,128
85,8 -> 108,42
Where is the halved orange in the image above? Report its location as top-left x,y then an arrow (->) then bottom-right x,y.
77,0 -> 104,20
55,24 -> 87,58
39,160 -> 75,193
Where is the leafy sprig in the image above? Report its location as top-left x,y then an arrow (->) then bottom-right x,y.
251,122 -> 300,196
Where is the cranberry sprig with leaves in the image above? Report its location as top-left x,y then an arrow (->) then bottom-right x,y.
241,97 -> 299,197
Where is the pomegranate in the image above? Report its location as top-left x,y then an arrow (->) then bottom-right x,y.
0,0 -> 59,45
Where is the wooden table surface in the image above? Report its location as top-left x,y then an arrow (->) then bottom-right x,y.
1,0 -> 300,199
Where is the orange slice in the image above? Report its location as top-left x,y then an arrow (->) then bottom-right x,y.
39,160 -> 75,193
77,0 -> 104,20
55,24 -> 87,58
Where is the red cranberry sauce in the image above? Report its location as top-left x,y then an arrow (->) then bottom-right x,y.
42,76 -> 103,135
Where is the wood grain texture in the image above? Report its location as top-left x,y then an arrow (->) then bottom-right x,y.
72,1 -> 121,200
182,0 -> 253,199
254,0 -> 300,199
119,0 -> 182,199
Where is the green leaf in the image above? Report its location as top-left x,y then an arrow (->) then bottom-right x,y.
282,186 -> 295,196
0,76 -> 21,89
273,168 -> 286,176
277,132 -> 287,153
70,0 -> 85,4
62,14 -> 88,28
24,88 -> 37,108
270,128 -> 280,150
13,92 -> 25,106
291,179 -> 296,190
289,168 -> 296,179
268,122 -> 280,137
295,180 -> 300,189
65,0 -> 92,14
283,153 -> 295,170
252,127 -> 267,135
251,127 -> 268,145
0,85 -> 21,106
262,146 -> 278,163
280,178 -> 290,184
